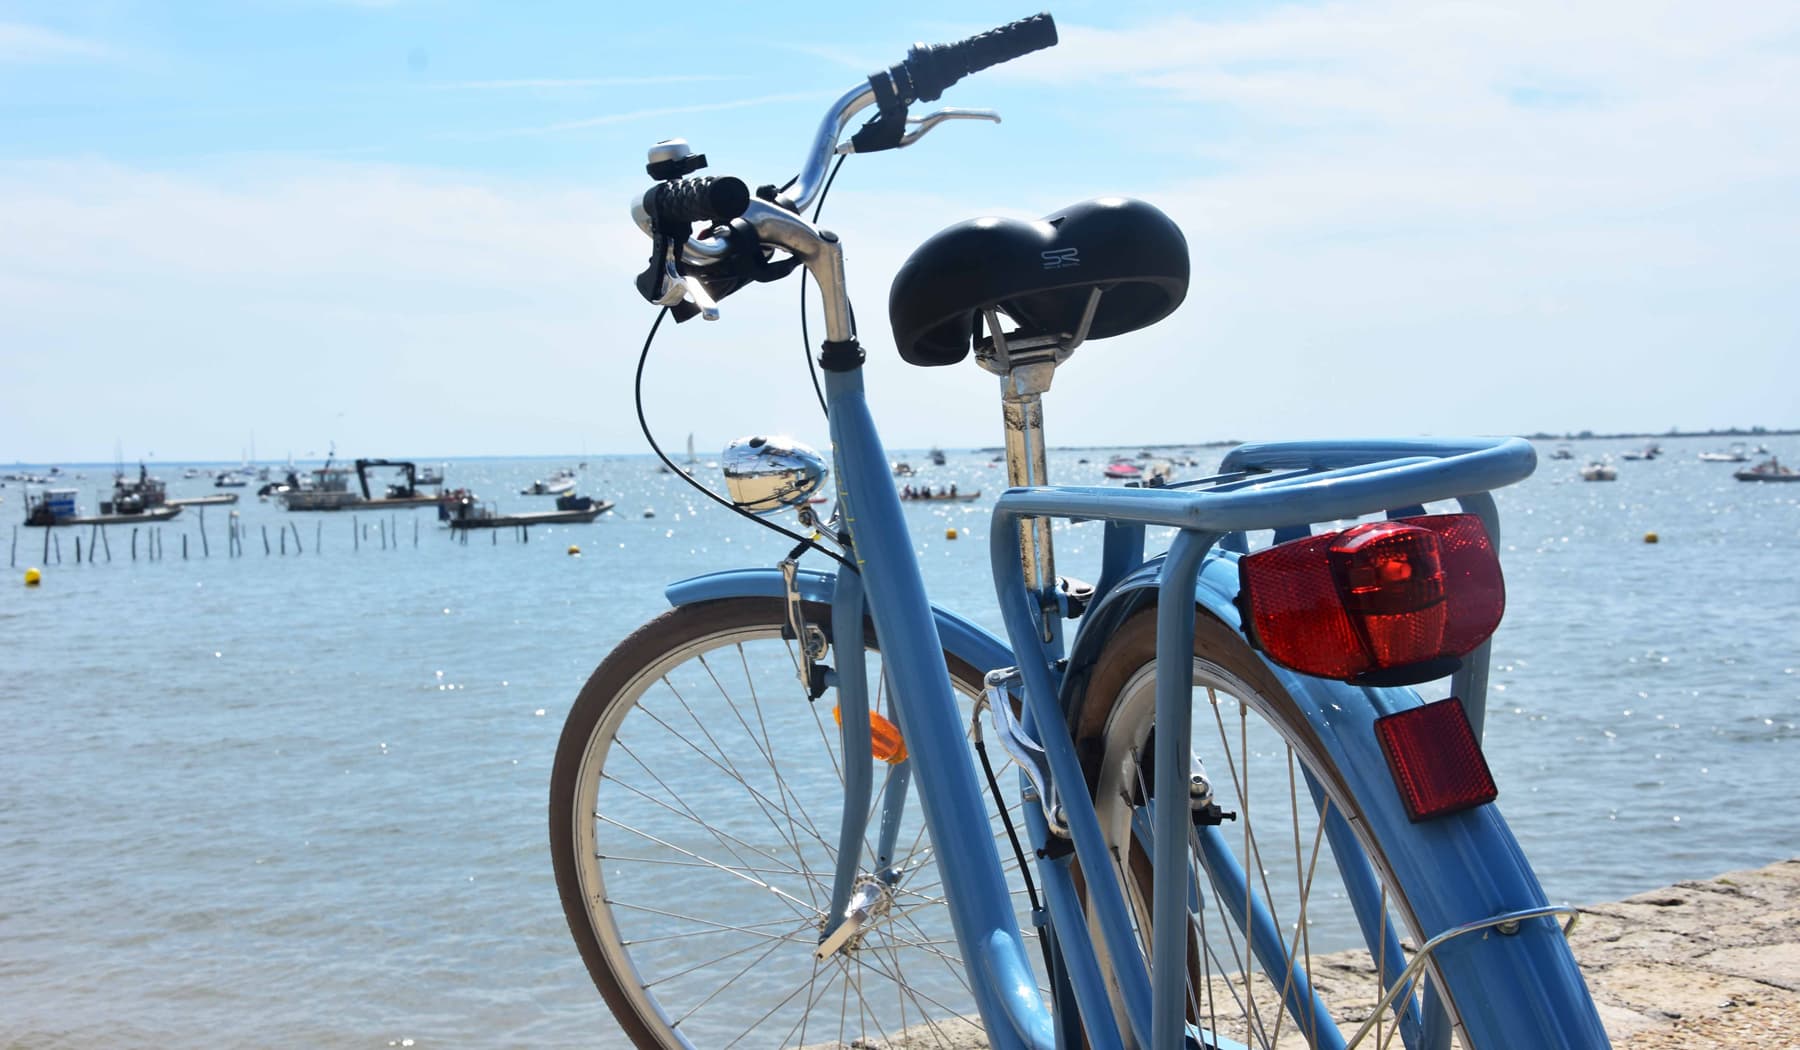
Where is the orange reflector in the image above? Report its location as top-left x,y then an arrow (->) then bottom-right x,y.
833,706 -> 908,764
1374,698 -> 1497,822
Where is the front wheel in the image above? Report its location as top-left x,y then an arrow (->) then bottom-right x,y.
1076,608 -> 1475,1049
549,596 -> 1037,1049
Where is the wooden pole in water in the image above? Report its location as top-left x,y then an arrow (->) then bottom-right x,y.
182,533 -> 189,560
198,507 -> 209,557
379,518 -> 386,550
54,532 -> 61,563
131,527 -> 138,561
75,535 -> 82,563
88,523 -> 98,559
353,517 -> 360,551
315,520 -> 321,554
290,522 -> 302,554
43,525 -> 51,562
280,527 -> 287,555
262,524 -> 271,555
390,515 -> 396,551
100,525 -> 111,561
414,517 -> 419,547
9,525 -> 16,567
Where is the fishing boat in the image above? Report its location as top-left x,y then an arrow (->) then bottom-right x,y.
443,492 -> 613,529
1580,461 -> 1618,482
1102,458 -> 1142,479
24,486 -> 182,526
1734,456 -> 1799,482
354,459 -> 454,508
280,458 -> 361,511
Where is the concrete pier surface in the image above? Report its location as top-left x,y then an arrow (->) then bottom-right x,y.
1579,858 -> 1800,1048
812,858 -> 1800,1048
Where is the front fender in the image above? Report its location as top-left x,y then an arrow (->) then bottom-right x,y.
665,568 -> 1017,679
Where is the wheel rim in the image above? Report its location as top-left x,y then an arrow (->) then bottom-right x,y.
567,619 -> 1038,1048
1090,656 -> 1455,1050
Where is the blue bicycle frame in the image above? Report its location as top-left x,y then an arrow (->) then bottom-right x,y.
634,52 -> 1608,1050
667,361 -> 1612,1049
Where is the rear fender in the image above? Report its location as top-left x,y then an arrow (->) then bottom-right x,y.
665,567 -> 1017,678
1063,550 -> 1609,1047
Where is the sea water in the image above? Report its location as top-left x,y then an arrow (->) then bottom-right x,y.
1,437 -> 1795,1046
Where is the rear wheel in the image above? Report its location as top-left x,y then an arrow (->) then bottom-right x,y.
1075,607 -> 1468,1049
550,597 -> 1038,1048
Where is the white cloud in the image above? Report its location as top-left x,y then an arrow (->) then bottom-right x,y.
0,21 -> 112,63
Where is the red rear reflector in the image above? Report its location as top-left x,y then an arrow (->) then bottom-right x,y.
1238,514 -> 1504,685
1375,698 -> 1497,821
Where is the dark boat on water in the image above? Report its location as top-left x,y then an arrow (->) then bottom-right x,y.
898,486 -> 980,503
443,492 -> 614,529
1734,456 -> 1799,482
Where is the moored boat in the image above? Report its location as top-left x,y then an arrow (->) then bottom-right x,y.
898,486 -> 979,502
25,486 -> 183,526
521,469 -> 578,496
1102,458 -> 1142,479
1734,456 -> 1799,482
1580,461 -> 1617,482
444,492 -> 614,529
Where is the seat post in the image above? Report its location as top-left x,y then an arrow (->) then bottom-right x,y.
977,291 -> 1102,643
1001,361 -> 1058,642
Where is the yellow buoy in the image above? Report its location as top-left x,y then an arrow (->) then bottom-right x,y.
567,544 -> 581,556
1644,532 -> 1659,544
945,528 -> 958,540
24,567 -> 42,586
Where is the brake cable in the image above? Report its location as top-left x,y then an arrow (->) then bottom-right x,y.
632,305 -> 852,572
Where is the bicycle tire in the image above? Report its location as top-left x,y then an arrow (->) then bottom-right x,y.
1073,606 -> 1473,1049
549,596 -> 1037,1049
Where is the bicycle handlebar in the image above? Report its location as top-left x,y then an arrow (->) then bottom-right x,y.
635,15 -> 1058,318
894,13 -> 1059,105
642,176 -> 750,228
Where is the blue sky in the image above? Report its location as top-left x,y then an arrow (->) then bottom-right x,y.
3,1 -> 1796,463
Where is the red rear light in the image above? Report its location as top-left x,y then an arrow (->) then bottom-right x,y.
1374,698 -> 1498,821
1238,514 -> 1504,685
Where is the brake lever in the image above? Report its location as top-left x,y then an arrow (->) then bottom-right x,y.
836,108 -> 1001,154
902,108 -> 1001,147
655,255 -> 721,321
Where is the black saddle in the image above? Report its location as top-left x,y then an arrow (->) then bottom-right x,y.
888,197 -> 1189,367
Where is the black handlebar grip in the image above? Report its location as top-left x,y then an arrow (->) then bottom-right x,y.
652,176 -> 751,227
901,13 -> 1058,104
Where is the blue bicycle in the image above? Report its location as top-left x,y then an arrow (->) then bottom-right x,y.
550,15 -> 1612,1049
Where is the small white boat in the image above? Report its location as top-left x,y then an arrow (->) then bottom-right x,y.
1580,461 -> 1617,482
1698,442 -> 1749,463
521,469 -> 578,496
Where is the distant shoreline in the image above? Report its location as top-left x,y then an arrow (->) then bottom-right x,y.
8,427 -> 1796,468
